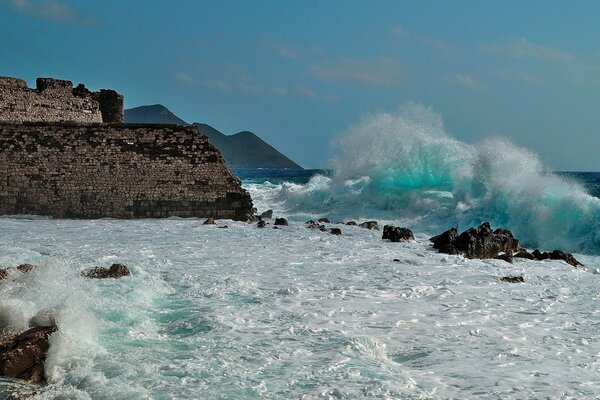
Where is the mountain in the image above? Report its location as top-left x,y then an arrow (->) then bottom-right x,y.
124,105 -> 302,169
124,104 -> 188,125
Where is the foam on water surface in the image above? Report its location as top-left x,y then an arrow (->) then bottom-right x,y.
0,218 -> 599,399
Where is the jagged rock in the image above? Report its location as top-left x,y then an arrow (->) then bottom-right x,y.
495,253 -> 513,263
359,221 -> 379,230
0,326 -> 57,384
257,220 -> 266,228
500,276 -> 524,283
17,264 -> 35,273
431,222 -> 519,259
346,221 -> 357,226
0,268 -> 6,280
306,220 -> 326,231
84,263 -> 131,279
528,249 -> 583,267
260,209 -> 273,219
382,225 -> 414,242
274,218 -> 288,226
330,228 -> 342,235
514,248 -> 535,260
203,218 -> 216,225
318,218 -> 330,224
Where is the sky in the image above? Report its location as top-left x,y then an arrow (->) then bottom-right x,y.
1,0 -> 600,170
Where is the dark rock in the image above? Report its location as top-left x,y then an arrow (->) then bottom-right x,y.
0,326 -> 57,384
432,222 -> 519,259
257,220 -> 266,228
495,253 -> 513,263
346,221 -> 357,226
514,248 -> 535,260
203,218 -> 215,225
547,250 -> 583,267
430,227 -> 459,254
274,218 -> 288,226
218,225 -> 228,229
532,249 -> 547,260
84,263 -> 131,279
17,264 -> 35,273
0,269 -> 6,280
318,218 -> 330,224
330,228 -> 342,235
393,259 -> 400,262
359,221 -> 379,230
260,209 -> 273,219
273,226 -> 280,229
382,225 -> 414,242
306,220 -> 326,231
500,276 -> 524,283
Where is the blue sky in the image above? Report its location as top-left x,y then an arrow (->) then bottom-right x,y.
1,0 -> 600,170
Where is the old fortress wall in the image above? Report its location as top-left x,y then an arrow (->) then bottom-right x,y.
0,76 -> 253,220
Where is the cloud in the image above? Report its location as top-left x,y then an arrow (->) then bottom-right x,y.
482,38 -> 577,64
448,74 -> 485,90
390,26 -> 457,56
172,71 -> 335,101
309,57 -> 404,86
492,70 -> 543,86
10,0 -> 96,25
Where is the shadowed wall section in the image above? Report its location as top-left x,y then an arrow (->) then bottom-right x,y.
0,123 -> 253,220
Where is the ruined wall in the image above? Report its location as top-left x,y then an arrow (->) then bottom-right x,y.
0,123 -> 253,220
0,77 -> 124,124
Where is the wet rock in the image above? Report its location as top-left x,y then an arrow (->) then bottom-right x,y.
514,248 -> 535,260
431,222 -> 519,259
345,221 -> 357,226
203,217 -> 215,225
330,228 -> 342,235
529,249 -> 583,267
318,218 -> 330,224
0,269 -> 7,280
84,263 -> 131,279
0,326 -> 57,384
16,264 -> 35,273
306,220 -> 326,231
359,221 -> 379,230
500,276 -> 524,283
393,259 -> 401,262
274,218 -> 288,226
260,209 -> 273,219
495,253 -> 513,263
382,225 -> 414,242
217,225 -> 228,229
257,220 -> 266,228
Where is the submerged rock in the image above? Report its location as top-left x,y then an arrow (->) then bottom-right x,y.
500,276 -> 524,283
203,217 -> 216,225
84,263 -> 131,279
345,221 -> 357,226
359,221 -> 379,230
260,209 -> 273,219
431,222 -> 518,260
274,218 -> 288,226
330,228 -> 342,235
0,326 -> 57,384
306,220 -> 327,231
382,225 -> 414,242
318,218 -> 330,224
257,220 -> 266,228
495,253 -> 513,263
16,264 -> 35,273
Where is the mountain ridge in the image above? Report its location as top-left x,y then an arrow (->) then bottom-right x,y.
124,105 -> 302,169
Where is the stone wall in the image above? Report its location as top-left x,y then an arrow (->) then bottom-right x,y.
0,77 -> 124,124
0,123 -> 253,220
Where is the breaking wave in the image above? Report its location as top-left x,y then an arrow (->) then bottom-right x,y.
249,103 -> 600,253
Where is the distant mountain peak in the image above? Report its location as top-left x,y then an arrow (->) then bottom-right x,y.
125,105 -> 302,169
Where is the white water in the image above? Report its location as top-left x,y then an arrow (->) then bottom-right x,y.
0,217 -> 599,399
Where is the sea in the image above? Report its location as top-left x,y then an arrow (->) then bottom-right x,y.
2,104 -> 600,399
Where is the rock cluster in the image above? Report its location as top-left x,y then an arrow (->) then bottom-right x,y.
382,225 -> 414,242
0,326 -> 57,384
515,248 -> 583,267
83,263 -> 131,279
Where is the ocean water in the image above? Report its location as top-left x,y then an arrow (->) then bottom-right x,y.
2,104 -> 600,399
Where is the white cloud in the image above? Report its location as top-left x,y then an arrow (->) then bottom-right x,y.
448,74 -> 485,90
309,57 -> 404,86
482,38 -> 577,64
492,70 -> 543,86
10,0 -> 96,25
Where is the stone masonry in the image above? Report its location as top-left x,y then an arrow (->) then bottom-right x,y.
0,77 -> 123,123
0,76 -> 253,220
